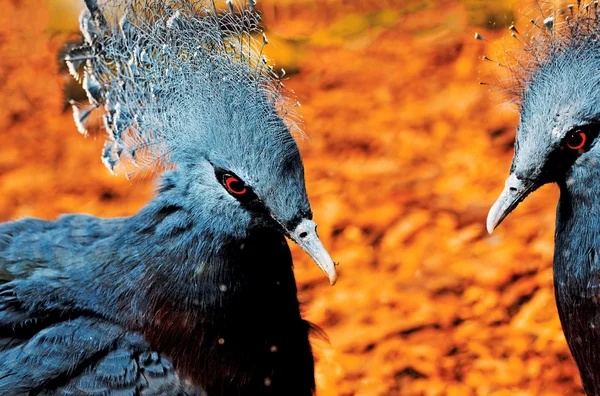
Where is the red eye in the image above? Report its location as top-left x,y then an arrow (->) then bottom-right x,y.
225,176 -> 247,195
567,131 -> 587,150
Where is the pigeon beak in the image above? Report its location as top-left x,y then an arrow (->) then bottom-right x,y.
487,173 -> 540,234
289,219 -> 338,286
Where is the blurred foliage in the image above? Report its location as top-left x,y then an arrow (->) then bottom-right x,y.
48,0 -> 81,32
460,0 -> 516,29
1,0 -> 586,395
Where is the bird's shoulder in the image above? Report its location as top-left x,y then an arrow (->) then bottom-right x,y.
0,214 -> 128,282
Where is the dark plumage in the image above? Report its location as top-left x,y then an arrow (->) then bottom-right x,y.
486,5 -> 600,395
0,1 -> 337,394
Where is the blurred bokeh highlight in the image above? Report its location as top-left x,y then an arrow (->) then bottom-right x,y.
0,0 -> 583,394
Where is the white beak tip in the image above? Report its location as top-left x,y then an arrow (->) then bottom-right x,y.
486,197 -> 505,235
328,272 -> 338,286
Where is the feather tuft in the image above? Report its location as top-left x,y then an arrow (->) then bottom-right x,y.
64,46 -> 93,80
70,100 -> 96,135
480,2 -> 600,108
65,0 -> 303,177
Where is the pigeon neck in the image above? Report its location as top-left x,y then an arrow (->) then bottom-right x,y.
554,179 -> 600,394
118,192 -> 313,394
554,183 -> 600,284
116,181 -> 296,313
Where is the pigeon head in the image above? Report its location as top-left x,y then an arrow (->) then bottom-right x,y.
172,86 -> 337,284
486,12 -> 600,233
68,0 -> 337,284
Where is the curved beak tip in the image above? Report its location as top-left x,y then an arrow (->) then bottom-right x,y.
486,203 -> 500,235
328,268 -> 338,286
486,192 -> 510,235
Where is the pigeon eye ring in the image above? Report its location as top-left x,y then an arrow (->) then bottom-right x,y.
566,131 -> 587,150
224,175 -> 247,195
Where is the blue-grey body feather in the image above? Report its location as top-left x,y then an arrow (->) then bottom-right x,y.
0,0 -> 329,394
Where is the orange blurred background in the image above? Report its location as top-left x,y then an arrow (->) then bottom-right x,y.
0,0 -> 583,394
